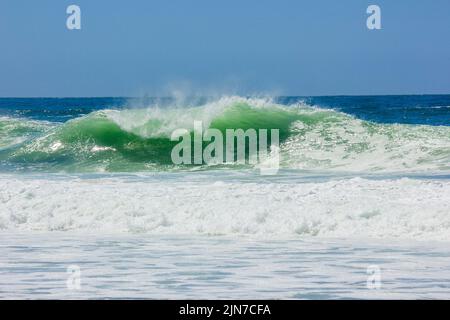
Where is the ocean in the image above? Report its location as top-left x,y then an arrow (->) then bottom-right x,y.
0,95 -> 449,299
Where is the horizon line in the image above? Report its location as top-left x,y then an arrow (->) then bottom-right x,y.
1,93 -> 450,99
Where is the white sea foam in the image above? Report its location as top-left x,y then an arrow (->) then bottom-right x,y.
1,174 -> 449,240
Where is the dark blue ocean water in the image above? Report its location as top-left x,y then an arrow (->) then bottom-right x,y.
0,95 -> 449,125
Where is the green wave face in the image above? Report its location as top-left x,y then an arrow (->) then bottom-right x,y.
4,114 -> 177,172
1,97 -> 450,173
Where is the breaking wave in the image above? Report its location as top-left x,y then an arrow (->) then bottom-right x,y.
1,96 -> 449,173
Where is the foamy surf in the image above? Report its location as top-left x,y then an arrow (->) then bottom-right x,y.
1,173 -> 449,240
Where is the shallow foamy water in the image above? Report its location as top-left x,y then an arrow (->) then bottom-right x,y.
1,233 -> 449,299
1,172 -> 450,240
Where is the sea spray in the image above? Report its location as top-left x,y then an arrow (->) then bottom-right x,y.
0,96 -> 449,173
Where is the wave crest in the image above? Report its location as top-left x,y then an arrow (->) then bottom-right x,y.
1,96 -> 449,173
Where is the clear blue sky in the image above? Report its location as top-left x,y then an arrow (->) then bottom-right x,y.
0,0 -> 449,97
